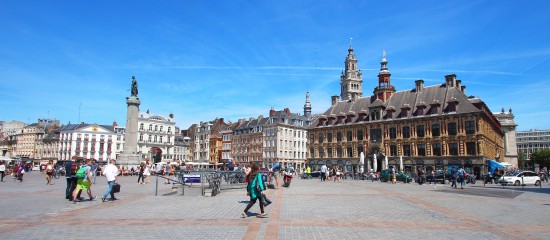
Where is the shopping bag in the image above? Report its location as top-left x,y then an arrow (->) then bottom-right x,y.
112,183 -> 121,193
261,193 -> 272,206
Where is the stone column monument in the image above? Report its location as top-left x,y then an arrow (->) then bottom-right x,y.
117,76 -> 142,166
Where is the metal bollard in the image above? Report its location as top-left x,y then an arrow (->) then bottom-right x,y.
155,174 -> 158,196
522,176 -> 524,189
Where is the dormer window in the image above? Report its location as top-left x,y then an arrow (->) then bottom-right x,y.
449,103 -> 457,112
417,107 -> 424,115
370,110 -> 381,121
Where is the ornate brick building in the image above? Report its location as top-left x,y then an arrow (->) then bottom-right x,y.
307,45 -> 505,177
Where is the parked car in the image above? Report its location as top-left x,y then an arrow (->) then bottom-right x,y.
498,171 -> 541,186
380,169 -> 413,183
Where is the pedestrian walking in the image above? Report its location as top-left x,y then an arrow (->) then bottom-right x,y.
91,159 -> 99,184
450,166 -> 458,189
306,165 -> 312,179
0,161 -> 6,181
65,156 -> 78,200
458,167 -> 466,189
45,160 -> 54,185
137,162 -> 145,184
391,166 -> 397,184
320,164 -> 328,182
241,164 -> 267,218
144,160 -> 152,183
164,162 -> 171,184
101,159 -> 119,202
333,166 -> 341,182
72,159 -> 96,203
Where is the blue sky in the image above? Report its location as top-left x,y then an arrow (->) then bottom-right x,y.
1,1 -> 549,131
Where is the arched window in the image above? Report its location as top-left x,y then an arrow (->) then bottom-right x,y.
155,125 -> 158,131
148,125 -> 152,131
139,123 -> 144,130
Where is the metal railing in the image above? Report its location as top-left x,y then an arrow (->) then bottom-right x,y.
155,170 -> 248,197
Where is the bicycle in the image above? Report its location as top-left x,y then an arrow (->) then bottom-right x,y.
52,169 -> 64,179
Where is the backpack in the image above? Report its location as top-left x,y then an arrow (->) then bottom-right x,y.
70,163 -> 78,175
76,166 -> 87,179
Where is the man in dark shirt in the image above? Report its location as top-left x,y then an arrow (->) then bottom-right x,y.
65,156 -> 78,200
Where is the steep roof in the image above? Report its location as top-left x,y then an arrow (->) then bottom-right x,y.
314,83 -> 486,127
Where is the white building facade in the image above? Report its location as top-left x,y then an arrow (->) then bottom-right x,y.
136,111 -> 176,162
59,123 -> 118,161
263,108 -> 310,170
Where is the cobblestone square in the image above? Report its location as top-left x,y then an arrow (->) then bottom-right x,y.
1,172 -> 549,239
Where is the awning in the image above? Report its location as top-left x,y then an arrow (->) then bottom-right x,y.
488,159 -> 506,175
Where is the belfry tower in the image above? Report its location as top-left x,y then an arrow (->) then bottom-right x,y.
340,44 -> 363,102
304,90 -> 312,118
373,50 -> 395,102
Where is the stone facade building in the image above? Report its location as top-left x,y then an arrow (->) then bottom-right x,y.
231,107 -> 311,169
220,123 -> 239,166
307,45 -> 505,177
136,111 -> 176,163
232,116 -> 267,166
262,108 -> 310,170
191,118 -> 227,166
493,108 -> 518,166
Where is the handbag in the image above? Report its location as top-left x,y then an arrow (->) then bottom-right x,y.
261,193 -> 272,206
112,183 -> 121,193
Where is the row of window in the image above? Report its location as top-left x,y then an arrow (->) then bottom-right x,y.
311,142 -> 477,158
312,121 -> 476,144
517,143 -> 550,148
139,124 -> 172,133
138,134 -> 172,144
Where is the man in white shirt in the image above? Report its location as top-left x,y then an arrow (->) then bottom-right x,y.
320,164 -> 328,182
101,159 -> 119,202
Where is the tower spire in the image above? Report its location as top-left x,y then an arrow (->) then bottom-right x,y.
304,90 -> 312,118
374,50 -> 395,102
340,44 -> 362,102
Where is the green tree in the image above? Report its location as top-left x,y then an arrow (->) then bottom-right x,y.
530,149 -> 550,169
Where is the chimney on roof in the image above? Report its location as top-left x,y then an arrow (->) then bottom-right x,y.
351,93 -> 358,102
445,74 -> 456,88
269,107 -> 276,117
284,108 -> 290,116
461,86 -> 466,94
113,120 -> 117,127
456,80 -> 462,90
331,95 -> 340,106
415,80 -> 424,92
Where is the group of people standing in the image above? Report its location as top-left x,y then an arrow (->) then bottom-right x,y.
65,156 -> 119,203
319,164 -> 343,182
136,160 -> 152,184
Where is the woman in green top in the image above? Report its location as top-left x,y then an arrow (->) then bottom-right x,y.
241,164 -> 267,218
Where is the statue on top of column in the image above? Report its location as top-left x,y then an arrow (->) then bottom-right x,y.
131,76 -> 138,97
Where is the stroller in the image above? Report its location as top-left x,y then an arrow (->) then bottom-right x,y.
283,172 -> 293,187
